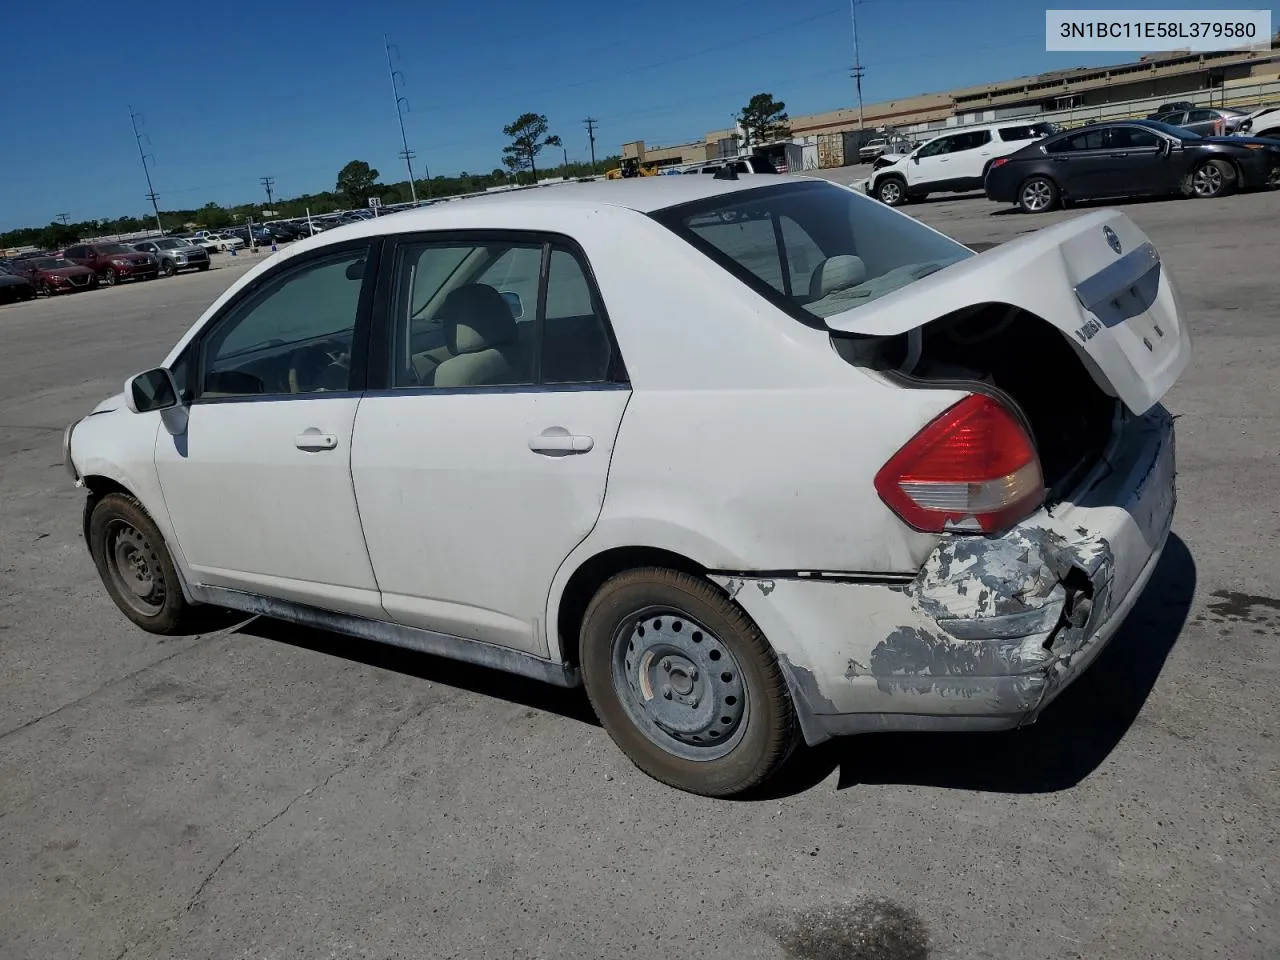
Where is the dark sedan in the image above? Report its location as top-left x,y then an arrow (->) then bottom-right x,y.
985,119 -> 1280,213
0,264 -> 37,303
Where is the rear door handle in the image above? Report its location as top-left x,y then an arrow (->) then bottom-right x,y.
295,430 -> 338,452
529,432 -> 594,454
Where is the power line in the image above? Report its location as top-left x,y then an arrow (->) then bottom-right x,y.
850,0 -> 865,130
260,176 -> 275,207
584,118 -> 599,173
386,34 -> 428,202
128,106 -> 164,235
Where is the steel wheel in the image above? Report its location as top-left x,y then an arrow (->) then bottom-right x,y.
104,519 -> 167,617
1020,178 -> 1055,212
1192,162 -> 1224,197
612,607 -> 749,762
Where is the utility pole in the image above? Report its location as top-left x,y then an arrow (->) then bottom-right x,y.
56,213 -> 70,225
385,34 -> 422,203
260,176 -> 275,208
849,0 -> 866,131
563,145 -> 569,171
584,117 -> 598,173
128,106 -> 164,235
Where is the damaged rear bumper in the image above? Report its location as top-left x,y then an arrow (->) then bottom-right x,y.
712,405 -> 1176,747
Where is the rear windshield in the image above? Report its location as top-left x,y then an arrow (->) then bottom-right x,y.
999,122 -> 1056,141
650,180 -> 972,324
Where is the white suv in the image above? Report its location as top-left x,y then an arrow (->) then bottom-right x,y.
867,121 -> 1058,206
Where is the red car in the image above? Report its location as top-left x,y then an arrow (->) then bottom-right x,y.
62,242 -> 159,286
11,256 -> 99,296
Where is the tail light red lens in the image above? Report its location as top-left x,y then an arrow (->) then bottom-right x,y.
874,394 -> 1045,535
990,157 -> 1009,169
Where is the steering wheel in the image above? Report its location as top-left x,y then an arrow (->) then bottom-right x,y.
287,341 -> 349,394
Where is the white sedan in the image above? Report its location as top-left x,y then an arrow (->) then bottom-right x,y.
65,176 -> 1190,797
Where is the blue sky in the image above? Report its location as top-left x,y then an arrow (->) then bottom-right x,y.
0,0 -> 1273,230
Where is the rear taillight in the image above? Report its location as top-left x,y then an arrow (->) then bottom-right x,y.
874,394 -> 1045,535
990,157 -> 1009,170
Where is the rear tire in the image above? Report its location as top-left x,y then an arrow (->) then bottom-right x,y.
1018,175 -> 1058,213
875,176 -> 908,207
88,493 -> 196,635
579,567 -> 799,797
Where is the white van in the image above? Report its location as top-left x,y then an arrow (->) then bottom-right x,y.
866,121 -> 1059,206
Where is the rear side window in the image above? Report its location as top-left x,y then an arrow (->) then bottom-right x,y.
998,124 -> 1042,141
1046,130 -> 1105,153
652,181 -> 972,324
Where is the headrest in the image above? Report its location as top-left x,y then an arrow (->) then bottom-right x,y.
809,255 -> 868,299
437,284 -> 517,355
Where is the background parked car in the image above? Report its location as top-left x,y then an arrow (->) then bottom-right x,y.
1146,100 -> 1196,119
1235,104 -> 1280,138
1153,107 -> 1248,136
62,243 -> 159,286
132,238 -> 211,276
984,119 -> 1280,213
10,255 -> 98,295
867,121 -> 1057,206
0,263 -> 37,303
191,231 -> 244,252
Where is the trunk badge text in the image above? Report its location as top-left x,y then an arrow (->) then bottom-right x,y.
1104,226 -> 1122,255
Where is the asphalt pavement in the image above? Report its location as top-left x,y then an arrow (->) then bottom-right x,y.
0,188 -> 1276,960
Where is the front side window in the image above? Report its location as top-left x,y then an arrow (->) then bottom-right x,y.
200,247 -> 369,398
653,180 -> 972,323
1109,127 -> 1161,149
916,136 -> 956,158
388,239 -> 615,389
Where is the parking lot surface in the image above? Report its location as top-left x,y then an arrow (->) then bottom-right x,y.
1,189 -> 1276,960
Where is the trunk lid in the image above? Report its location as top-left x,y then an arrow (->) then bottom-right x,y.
823,210 -> 1191,415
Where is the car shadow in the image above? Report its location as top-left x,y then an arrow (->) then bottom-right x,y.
751,533 -> 1196,800
235,616 -> 601,727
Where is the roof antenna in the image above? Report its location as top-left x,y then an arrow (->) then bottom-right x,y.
713,164 -> 738,180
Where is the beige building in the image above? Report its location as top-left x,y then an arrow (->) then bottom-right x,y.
626,38 -> 1280,165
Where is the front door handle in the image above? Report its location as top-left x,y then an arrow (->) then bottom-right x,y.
295,429 -> 338,452
529,431 -> 594,454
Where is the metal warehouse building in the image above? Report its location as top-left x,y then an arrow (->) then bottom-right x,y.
623,36 -> 1280,170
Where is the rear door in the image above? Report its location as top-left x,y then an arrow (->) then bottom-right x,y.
822,208 -> 1190,416
350,232 -> 630,656
949,130 -> 995,187
1042,127 -> 1112,196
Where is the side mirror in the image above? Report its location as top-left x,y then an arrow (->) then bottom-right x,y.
124,368 -> 180,414
501,291 -> 524,319
912,154 -> 920,164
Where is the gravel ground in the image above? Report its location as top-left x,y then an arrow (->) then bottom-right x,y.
0,188 -> 1276,960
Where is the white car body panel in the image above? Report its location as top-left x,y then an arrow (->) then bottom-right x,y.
67,175 -> 1189,749
351,388 -> 631,655
153,398 -> 383,617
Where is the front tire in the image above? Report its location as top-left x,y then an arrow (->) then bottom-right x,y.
101,268 -> 117,287
1186,159 -> 1235,198
160,260 -> 176,277
1018,175 -> 1059,213
88,493 -> 194,634
579,568 -> 798,797
875,176 -> 907,207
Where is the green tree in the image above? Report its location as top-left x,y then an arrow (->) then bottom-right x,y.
501,114 -> 562,181
737,93 -> 791,147
336,160 -> 381,207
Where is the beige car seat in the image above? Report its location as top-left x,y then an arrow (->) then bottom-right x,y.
431,284 -> 526,388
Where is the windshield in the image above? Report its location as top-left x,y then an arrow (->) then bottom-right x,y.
95,243 -> 134,254
651,180 -> 972,324
154,239 -> 183,249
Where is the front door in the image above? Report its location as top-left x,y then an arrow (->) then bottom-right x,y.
907,134 -> 958,191
1103,125 -> 1176,195
351,234 -> 630,656
154,239 -> 385,617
